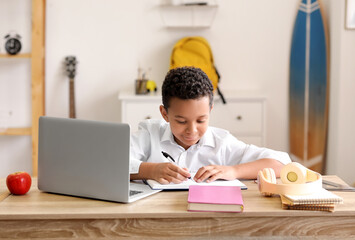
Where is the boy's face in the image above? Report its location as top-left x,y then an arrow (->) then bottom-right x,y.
160,96 -> 212,150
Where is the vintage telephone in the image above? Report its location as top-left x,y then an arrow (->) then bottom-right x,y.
257,162 -> 322,196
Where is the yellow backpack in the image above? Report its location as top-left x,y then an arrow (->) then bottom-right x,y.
170,36 -> 226,104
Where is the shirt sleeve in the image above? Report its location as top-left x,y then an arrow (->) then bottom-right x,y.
129,122 -> 151,174
224,134 -> 292,165
239,144 -> 292,165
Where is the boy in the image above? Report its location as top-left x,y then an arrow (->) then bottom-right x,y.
130,67 -> 291,184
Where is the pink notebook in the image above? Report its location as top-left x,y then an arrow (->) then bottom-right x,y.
187,185 -> 244,213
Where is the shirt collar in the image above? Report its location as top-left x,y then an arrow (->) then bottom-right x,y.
161,123 -> 175,144
198,127 -> 215,148
161,125 -> 215,148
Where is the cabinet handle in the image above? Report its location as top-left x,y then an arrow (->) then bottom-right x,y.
236,115 -> 242,121
145,115 -> 152,120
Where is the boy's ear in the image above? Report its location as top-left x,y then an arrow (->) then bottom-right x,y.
159,105 -> 169,122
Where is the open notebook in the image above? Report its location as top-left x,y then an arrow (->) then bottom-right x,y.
146,173 -> 247,190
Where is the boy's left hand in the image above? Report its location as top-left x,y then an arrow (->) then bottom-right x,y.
194,165 -> 237,183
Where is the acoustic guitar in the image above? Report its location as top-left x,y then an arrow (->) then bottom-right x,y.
65,56 -> 77,118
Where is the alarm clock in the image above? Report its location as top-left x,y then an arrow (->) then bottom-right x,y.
4,33 -> 22,55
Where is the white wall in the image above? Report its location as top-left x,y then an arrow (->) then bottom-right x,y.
2,0 -> 354,185
324,0 -> 355,185
0,0 -> 33,176
44,0 -> 298,149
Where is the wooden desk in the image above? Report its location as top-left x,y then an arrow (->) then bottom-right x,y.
0,176 -> 355,239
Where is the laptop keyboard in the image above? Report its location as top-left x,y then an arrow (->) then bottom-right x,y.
130,190 -> 143,196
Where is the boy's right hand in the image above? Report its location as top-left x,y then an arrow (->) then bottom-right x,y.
152,163 -> 190,184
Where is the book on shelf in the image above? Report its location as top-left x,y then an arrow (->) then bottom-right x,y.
187,185 -> 244,213
146,172 -> 247,190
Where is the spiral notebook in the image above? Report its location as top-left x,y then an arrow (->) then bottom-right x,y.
280,188 -> 343,212
280,195 -> 335,212
282,188 -> 343,205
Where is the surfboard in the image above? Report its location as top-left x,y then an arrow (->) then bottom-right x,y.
289,0 -> 329,173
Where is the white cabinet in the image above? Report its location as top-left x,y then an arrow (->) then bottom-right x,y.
118,92 -> 266,146
120,95 -> 163,133
210,97 -> 265,146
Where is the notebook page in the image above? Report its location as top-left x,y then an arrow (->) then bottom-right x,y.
146,172 -> 247,190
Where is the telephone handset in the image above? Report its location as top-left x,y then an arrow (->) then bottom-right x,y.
257,162 -> 322,196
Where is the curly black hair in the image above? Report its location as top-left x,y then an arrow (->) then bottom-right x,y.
162,67 -> 214,110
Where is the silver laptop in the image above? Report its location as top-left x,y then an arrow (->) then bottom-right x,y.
38,116 -> 161,203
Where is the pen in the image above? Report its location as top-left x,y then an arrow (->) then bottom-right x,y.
161,151 -> 191,179
161,151 -> 175,163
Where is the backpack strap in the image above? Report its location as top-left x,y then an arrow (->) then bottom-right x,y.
214,66 -> 226,104
193,37 -> 226,104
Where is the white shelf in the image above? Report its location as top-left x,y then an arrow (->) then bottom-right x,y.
160,4 -> 218,28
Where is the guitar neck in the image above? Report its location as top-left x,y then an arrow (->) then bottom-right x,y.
65,55 -> 77,119
69,78 -> 76,118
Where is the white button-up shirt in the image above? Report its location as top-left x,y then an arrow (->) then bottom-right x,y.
130,119 -> 291,174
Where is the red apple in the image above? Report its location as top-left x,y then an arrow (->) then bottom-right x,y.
6,172 -> 32,195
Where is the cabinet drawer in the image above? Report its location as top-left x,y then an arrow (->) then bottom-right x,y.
210,101 -> 263,135
123,102 -> 162,131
